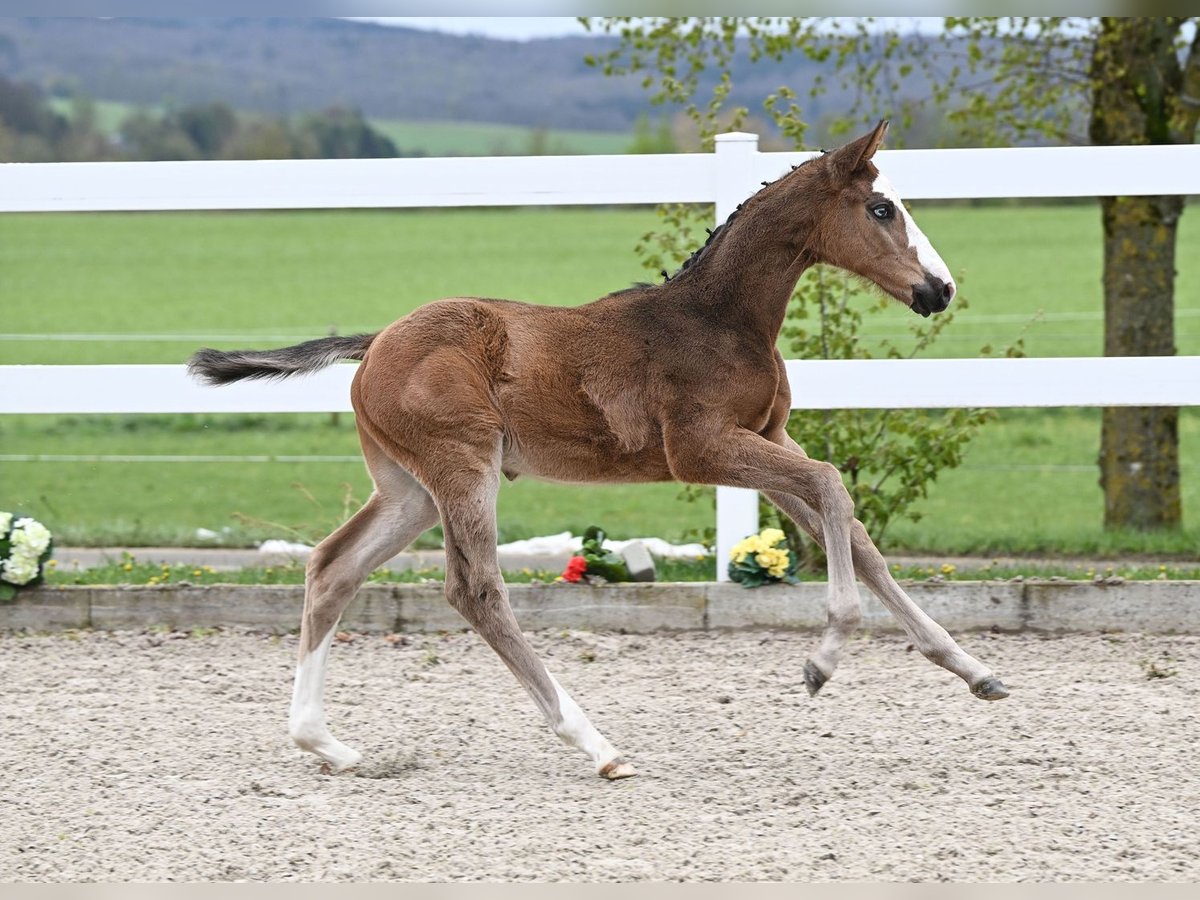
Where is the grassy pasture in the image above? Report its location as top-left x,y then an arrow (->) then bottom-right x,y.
3,203 -> 1200,553
370,118 -> 633,157
47,97 -> 140,135
48,97 -> 633,158
0,208 -> 658,365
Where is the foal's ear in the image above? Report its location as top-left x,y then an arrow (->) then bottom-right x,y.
830,119 -> 889,179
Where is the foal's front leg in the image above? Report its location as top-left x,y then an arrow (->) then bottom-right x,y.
668,425 -> 862,688
766,436 -> 1008,700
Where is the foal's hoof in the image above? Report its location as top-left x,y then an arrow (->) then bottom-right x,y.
803,660 -> 829,697
315,747 -> 363,775
599,757 -> 638,780
971,676 -> 1010,701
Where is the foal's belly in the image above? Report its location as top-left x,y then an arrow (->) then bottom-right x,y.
499,436 -> 675,485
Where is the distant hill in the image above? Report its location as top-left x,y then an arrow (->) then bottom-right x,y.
0,18 -> 653,132
0,18 -> 1003,147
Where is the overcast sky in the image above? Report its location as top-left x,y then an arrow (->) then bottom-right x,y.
348,17 -> 593,40
349,17 -> 957,41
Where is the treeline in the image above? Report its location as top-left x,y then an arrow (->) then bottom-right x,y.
0,75 -> 414,162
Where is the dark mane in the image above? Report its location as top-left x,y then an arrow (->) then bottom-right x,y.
662,152 -> 823,285
606,151 -> 824,298
667,210 -> 741,283
607,281 -> 657,297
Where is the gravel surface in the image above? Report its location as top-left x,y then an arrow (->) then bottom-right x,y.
2,627 -> 1198,881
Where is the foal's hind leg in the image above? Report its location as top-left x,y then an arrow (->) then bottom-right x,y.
288,439 -> 439,772
435,468 -> 635,779
765,437 -> 1007,700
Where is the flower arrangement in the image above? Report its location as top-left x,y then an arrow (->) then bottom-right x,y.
558,525 -> 632,584
0,513 -> 54,601
727,527 -> 799,588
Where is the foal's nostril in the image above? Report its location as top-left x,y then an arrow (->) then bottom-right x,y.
912,274 -> 952,316
925,275 -> 952,311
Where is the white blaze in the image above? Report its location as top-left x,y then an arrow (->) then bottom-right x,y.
872,172 -> 955,294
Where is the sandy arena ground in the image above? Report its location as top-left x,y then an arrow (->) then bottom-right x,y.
1,626 -> 1198,881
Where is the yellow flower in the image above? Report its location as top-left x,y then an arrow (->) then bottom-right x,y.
759,528 -> 785,547
941,563 -> 956,576
733,530 -> 790,569
755,546 -> 790,578
730,535 -> 764,562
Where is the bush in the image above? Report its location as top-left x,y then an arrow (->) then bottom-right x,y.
768,265 -> 1019,568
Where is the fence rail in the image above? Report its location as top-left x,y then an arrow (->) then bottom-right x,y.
5,143 -> 1200,211
4,134 -> 1200,578
6,356 -> 1200,416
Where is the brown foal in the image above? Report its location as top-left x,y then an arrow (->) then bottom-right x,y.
189,120 -> 1008,781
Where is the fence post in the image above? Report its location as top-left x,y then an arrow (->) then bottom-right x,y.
713,132 -> 762,580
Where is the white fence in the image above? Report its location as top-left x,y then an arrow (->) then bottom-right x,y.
3,134 -> 1200,578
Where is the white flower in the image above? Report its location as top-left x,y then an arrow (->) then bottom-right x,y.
12,518 -> 52,557
1,513 -> 52,589
1,554 -> 39,585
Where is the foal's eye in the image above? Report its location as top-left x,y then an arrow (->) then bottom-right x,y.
870,202 -> 895,221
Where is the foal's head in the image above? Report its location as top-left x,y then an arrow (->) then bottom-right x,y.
808,120 -> 955,317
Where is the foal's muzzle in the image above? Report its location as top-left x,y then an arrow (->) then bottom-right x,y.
910,274 -> 954,318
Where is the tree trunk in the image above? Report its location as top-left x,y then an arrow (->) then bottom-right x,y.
1090,18 -> 1188,530
1097,193 -> 1182,529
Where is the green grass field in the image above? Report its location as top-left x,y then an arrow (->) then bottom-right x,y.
0,208 -> 658,364
371,118 -> 633,157
3,203 -> 1200,553
47,97 -> 140,135
48,97 -> 633,158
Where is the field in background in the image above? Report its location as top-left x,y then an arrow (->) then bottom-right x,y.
3,203 -> 1200,552
7,204 -> 1199,366
371,118 -> 633,157
48,97 -> 634,158
50,97 -> 140,134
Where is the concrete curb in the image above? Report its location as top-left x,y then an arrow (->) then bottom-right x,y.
4,580 -> 1200,634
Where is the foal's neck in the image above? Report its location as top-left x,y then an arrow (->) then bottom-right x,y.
674,167 -> 825,344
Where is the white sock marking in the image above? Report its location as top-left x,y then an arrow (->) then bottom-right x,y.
548,674 -> 620,770
289,630 -> 362,770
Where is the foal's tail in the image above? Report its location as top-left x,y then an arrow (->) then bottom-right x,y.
187,333 -> 378,385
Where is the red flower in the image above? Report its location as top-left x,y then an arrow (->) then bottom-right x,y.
561,555 -> 588,583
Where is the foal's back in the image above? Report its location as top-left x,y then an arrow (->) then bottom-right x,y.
351,291 -> 688,485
